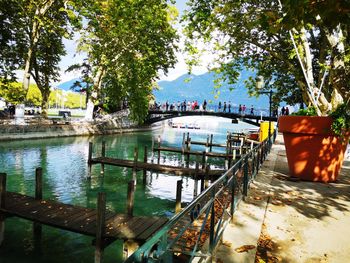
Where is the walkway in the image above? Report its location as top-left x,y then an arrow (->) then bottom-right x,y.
215,134 -> 350,262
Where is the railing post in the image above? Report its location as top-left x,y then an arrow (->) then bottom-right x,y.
186,138 -> 191,166
230,169 -> 236,223
209,186 -> 216,254
201,151 -> 206,170
101,141 -> 105,175
243,157 -> 249,197
175,180 -> 183,214
127,181 -> 135,217
182,133 -> 186,155
95,192 -> 106,263
143,146 -> 147,185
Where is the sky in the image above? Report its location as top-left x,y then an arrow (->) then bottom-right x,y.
55,0 -> 209,86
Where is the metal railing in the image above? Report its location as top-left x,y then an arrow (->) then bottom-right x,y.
125,130 -> 277,263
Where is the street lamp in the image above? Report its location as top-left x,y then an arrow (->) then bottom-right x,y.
256,76 -> 273,148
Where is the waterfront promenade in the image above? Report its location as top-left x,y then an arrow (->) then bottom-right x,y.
216,134 -> 350,262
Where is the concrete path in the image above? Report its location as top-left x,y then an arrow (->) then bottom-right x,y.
215,134 -> 350,263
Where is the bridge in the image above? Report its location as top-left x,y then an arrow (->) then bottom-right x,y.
146,109 -> 278,126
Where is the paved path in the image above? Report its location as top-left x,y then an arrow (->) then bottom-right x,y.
215,134 -> 350,263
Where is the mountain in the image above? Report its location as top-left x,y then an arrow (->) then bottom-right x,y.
155,71 -> 269,109
57,70 -> 270,109
57,78 -> 84,91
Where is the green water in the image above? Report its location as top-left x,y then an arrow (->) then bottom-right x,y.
0,117 -> 256,263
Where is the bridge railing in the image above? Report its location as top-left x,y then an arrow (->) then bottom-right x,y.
124,130 -> 277,263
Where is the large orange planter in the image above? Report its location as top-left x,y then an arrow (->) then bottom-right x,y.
279,116 -> 349,183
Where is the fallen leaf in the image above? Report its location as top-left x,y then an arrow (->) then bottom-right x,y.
222,241 -> 232,247
235,245 -> 256,253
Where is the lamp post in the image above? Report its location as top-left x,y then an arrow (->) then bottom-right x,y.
256,76 -> 273,148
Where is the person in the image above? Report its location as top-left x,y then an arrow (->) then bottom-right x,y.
242,104 -> 246,114
218,101 -> 222,112
285,106 -> 289,115
250,105 -> 254,115
228,101 -> 231,113
203,100 -> 207,111
238,104 -> 242,115
165,101 -> 169,111
223,102 -> 227,112
281,106 -> 286,115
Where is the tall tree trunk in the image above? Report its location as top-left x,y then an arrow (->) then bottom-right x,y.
40,87 -> 50,118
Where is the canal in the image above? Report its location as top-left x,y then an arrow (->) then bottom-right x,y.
0,117 -> 256,263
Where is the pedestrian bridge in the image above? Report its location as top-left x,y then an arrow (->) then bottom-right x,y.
146,109 -> 278,126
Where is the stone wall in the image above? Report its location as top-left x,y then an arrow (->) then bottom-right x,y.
0,110 -> 159,141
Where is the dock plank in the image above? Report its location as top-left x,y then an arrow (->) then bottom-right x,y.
0,192 -> 168,242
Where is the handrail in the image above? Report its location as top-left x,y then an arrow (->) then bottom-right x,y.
125,130 -> 277,262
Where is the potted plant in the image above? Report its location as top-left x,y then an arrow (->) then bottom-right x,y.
279,105 -> 350,182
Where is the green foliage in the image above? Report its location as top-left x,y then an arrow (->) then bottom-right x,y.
76,0 -> 178,122
26,84 -> 42,106
291,107 -> 317,116
0,80 -> 26,104
330,103 -> 350,137
184,0 -> 349,113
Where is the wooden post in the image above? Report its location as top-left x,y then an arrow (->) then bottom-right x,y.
132,148 -> 138,184
0,173 -> 6,246
95,192 -> 106,263
0,173 -> 7,209
204,166 -> 210,189
225,140 -> 229,169
186,138 -> 191,166
182,133 -> 186,155
175,180 -> 183,214
157,136 -> 161,164
34,168 -> 43,248
202,151 -> 206,170
88,142 -> 93,178
101,141 -> 105,175
127,180 -> 135,216
35,167 -> 43,200
228,140 -> 233,168
151,137 -> 155,163
209,134 -> 213,152
193,163 -> 199,198
143,146 -> 148,185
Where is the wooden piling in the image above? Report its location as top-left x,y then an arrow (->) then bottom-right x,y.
127,180 -> 135,216
34,168 -> 43,247
204,166 -> 210,189
0,173 -> 7,209
182,133 -> 186,155
202,151 -> 206,170
193,163 -> 199,198
0,173 -> 6,246
88,142 -> 93,178
175,180 -> 183,214
95,192 -> 106,263
143,146 -> 148,185
186,138 -> 191,166
157,136 -> 161,164
132,148 -> 138,184
209,134 -> 213,152
101,141 -> 106,175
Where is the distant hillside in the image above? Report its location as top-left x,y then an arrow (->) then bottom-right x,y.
154,71 -> 269,109
57,78 -> 85,91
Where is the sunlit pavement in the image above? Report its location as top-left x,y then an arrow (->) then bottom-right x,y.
214,134 -> 350,263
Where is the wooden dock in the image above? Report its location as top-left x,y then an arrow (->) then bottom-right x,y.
90,156 -> 224,177
0,192 -> 167,241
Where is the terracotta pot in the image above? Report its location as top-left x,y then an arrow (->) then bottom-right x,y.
279,116 -> 349,182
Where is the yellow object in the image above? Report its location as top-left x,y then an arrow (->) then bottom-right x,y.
259,121 -> 274,142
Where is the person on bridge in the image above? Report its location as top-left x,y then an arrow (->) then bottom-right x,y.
250,105 -> 254,115
218,101 -> 222,112
203,100 -> 207,111
223,102 -> 227,112
228,101 -> 231,113
239,104 -> 242,115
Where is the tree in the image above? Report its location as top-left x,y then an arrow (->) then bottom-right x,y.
75,0 -> 178,122
184,0 -> 350,115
